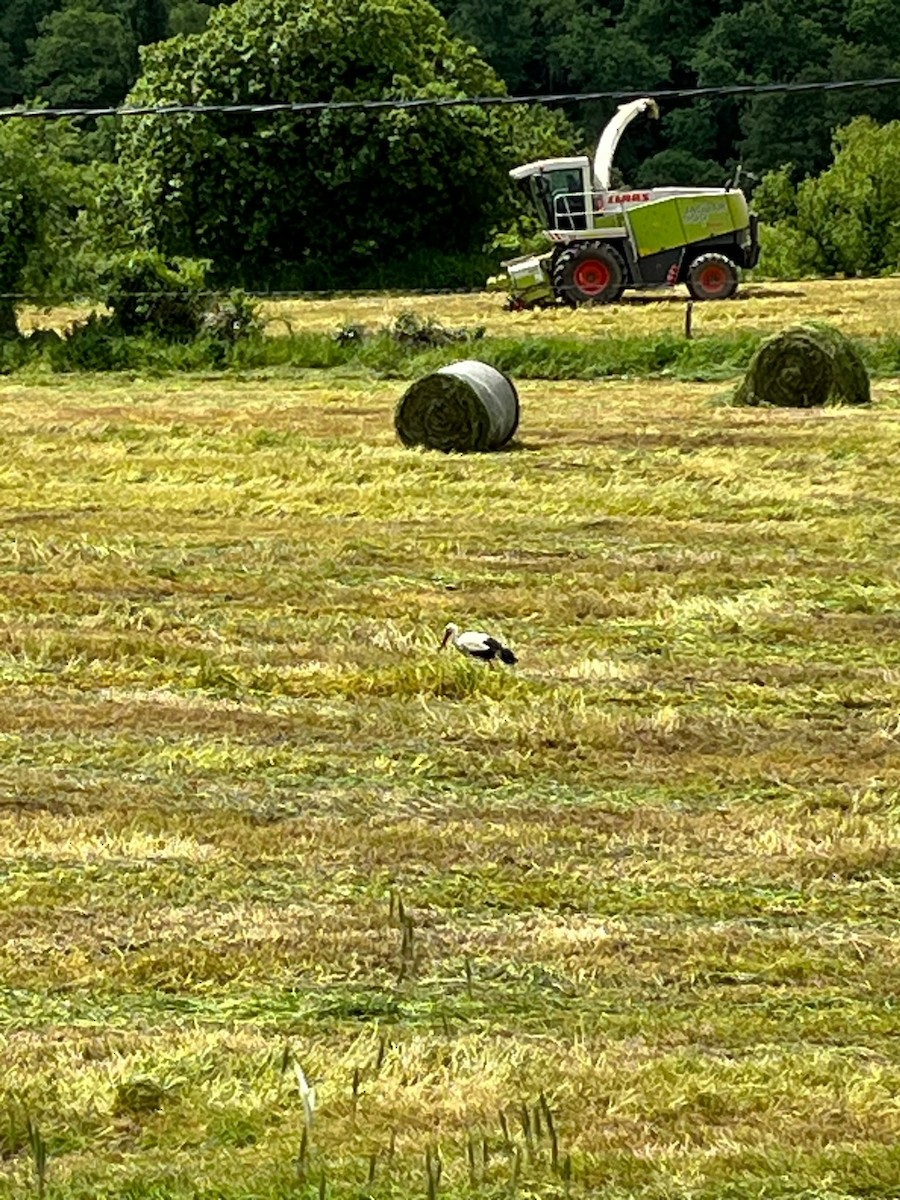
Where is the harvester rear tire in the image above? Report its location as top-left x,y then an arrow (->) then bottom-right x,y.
686,253 -> 739,301
553,243 -> 625,306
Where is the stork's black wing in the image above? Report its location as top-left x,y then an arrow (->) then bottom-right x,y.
484,637 -> 517,664
470,638 -> 498,660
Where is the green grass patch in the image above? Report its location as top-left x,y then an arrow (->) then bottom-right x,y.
11,320 -> 900,383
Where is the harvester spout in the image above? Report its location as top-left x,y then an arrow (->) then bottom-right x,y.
592,97 -> 659,190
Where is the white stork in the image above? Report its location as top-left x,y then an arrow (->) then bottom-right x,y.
439,622 -> 518,667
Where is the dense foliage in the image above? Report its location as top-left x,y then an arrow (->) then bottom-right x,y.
3,0 -> 900,182
0,121 -> 80,334
755,117 -> 900,277
113,0 -> 569,288
0,0 -> 204,105
434,0 -> 900,184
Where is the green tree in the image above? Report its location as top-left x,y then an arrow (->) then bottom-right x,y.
115,0 -> 570,286
796,116 -> 900,274
165,0 -> 211,35
0,0 -> 60,75
440,0 -> 535,91
691,0 -> 900,179
546,12 -> 668,95
633,146 -> 726,187
659,100 -> 735,172
845,0 -> 900,50
621,0 -> 723,73
127,0 -> 168,46
758,116 -> 900,277
5,0 -> 174,107
820,40 -> 900,143
0,121 -> 71,335
23,0 -> 136,106
0,38 -> 18,103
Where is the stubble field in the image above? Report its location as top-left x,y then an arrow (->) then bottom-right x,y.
2,279 -> 899,1199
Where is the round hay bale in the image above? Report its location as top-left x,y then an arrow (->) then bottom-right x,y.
733,323 -> 870,408
395,359 -> 520,452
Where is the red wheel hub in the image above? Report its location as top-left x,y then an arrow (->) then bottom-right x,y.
573,258 -> 611,295
699,264 -> 728,294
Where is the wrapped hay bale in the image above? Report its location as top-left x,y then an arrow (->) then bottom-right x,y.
734,323 -> 870,408
395,360 -> 519,452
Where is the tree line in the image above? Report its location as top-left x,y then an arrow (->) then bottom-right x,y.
0,0 -> 212,107
4,0 -> 900,181
2,0 -> 900,335
432,0 -> 900,184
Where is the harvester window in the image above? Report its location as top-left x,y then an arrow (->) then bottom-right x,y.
525,176 -> 553,230
545,168 -> 587,231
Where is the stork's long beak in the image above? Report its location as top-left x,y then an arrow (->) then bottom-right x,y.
439,629 -> 451,651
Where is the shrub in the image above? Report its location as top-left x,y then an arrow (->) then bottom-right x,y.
50,312 -> 140,371
199,290 -> 264,344
81,251 -> 263,353
756,116 -> 900,278
0,122 -> 69,336
99,251 -> 212,340
755,222 -> 821,280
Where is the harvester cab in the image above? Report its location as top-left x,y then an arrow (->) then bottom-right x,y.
501,97 -> 760,308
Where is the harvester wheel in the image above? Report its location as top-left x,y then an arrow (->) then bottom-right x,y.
553,243 -> 625,306
686,253 -> 739,301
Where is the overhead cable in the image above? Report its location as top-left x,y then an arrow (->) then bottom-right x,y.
3,75 -> 900,122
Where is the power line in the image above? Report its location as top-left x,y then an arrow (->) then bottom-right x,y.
3,75 -> 900,122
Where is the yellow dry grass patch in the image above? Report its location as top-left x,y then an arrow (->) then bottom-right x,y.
18,276 -> 900,343
253,277 -> 900,340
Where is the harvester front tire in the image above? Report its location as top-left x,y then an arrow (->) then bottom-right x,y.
686,253 -> 739,301
553,243 -> 625,306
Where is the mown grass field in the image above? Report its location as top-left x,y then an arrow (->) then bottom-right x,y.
2,282 -> 899,1199
250,277 -> 900,340
19,277 -> 900,341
